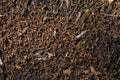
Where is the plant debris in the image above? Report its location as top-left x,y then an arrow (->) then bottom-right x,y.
89,66 -> 101,76
76,30 -> 87,39
0,0 -> 120,80
0,58 -> 3,65
63,69 -> 71,75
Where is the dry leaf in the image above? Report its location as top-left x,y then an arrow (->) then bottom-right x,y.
65,52 -> 69,57
83,70 -> 90,74
80,78 -> 89,80
102,0 -> 114,3
89,66 -> 101,76
15,65 -> 22,69
47,52 -> 54,58
0,58 -> 3,65
53,30 -> 56,37
108,0 -> 114,3
18,27 -> 27,36
63,69 -> 71,75
0,15 -> 3,17
63,37 -> 67,41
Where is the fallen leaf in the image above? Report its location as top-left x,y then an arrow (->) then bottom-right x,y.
0,58 -> 3,65
63,37 -> 67,41
89,66 -> 101,76
0,15 -> 3,17
80,78 -> 89,80
53,30 -> 56,36
83,70 -> 90,74
47,52 -> 54,58
101,0 -> 114,3
63,69 -> 71,75
108,0 -> 114,3
15,65 -> 22,69
76,30 -> 87,39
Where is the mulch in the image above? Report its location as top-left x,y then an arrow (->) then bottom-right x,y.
0,0 -> 120,80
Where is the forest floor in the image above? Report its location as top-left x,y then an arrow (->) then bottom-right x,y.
0,0 -> 120,80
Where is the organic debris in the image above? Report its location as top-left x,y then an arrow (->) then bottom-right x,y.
63,69 -> 71,75
75,12 -> 82,23
89,66 -> 101,76
65,0 -> 69,8
76,30 -> 87,39
0,0 -> 120,79
15,64 -> 22,70
34,53 -> 48,61
47,52 -> 54,58
0,14 -> 3,17
108,0 -> 114,3
0,58 -> 3,65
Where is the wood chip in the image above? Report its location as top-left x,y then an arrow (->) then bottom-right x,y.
15,64 -> 22,69
65,0 -> 69,8
0,15 -> 3,17
75,12 -> 82,23
89,66 -> 101,76
63,69 -> 71,75
47,52 -> 54,58
0,58 -> 3,65
53,30 -> 56,37
102,0 -> 114,3
34,53 -> 48,61
18,27 -> 27,36
76,30 -> 87,39
108,0 -> 114,3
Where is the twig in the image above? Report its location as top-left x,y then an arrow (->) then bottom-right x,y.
103,13 -> 120,17
75,11 -> 82,24
76,30 -> 87,39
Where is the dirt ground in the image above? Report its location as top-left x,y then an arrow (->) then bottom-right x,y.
0,0 -> 120,80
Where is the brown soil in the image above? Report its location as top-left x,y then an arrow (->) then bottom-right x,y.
0,0 -> 120,80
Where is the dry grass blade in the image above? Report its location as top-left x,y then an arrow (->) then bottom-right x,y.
60,0 -> 63,7
66,0 -> 69,8
101,0 -> 114,3
75,12 -> 82,23
76,30 -> 87,39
